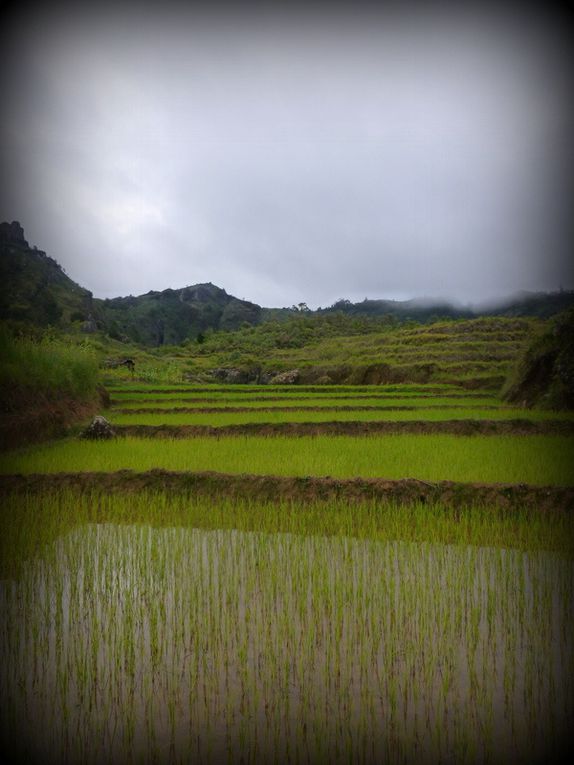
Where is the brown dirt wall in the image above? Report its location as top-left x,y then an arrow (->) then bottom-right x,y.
112,420 -> 574,438
0,386 -> 109,450
0,470 -> 572,511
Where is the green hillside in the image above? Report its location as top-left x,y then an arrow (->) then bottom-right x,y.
173,314 -> 539,390
1,221 -> 572,375
0,222 -> 97,327
503,309 -> 574,409
101,283 -> 262,345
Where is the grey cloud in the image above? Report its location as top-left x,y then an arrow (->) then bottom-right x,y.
1,1 -> 572,308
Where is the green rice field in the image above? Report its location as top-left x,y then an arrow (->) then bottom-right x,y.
106,407 -> 572,425
1,381 -> 573,763
3,434 -> 574,485
111,395 -> 501,408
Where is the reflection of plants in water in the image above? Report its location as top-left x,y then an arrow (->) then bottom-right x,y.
1,497 -> 572,764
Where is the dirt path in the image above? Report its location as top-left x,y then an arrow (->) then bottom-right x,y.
1,470 -> 572,511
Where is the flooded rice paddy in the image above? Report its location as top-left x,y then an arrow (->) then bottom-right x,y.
1,520 -> 572,764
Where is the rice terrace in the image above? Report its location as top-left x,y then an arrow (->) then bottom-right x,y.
1,276 -> 574,764
2,4 -> 574,764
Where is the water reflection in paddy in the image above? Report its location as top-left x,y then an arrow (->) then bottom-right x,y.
1,525 -> 572,764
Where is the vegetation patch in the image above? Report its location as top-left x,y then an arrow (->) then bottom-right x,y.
106,383 -> 464,395
0,327 -> 103,448
503,309 -> 574,409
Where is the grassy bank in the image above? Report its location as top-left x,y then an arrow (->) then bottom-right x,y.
0,326 -> 101,448
0,327 -> 98,405
98,316 -> 540,390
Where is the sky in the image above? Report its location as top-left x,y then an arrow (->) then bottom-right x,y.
1,1 -> 573,309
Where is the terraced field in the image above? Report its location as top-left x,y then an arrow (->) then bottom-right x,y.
170,316 -> 540,391
1,381 -> 573,764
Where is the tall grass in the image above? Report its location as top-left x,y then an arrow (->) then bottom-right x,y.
3,434 -> 573,485
102,359 -> 183,385
0,326 -> 99,405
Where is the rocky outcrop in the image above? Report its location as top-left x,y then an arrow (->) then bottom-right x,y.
0,222 -> 99,328
80,416 -> 116,440
81,313 -> 98,333
0,221 -> 28,248
212,367 -> 254,384
210,367 -> 283,384
269,369 -> 300,385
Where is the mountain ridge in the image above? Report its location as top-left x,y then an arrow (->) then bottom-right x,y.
2,221 -> 573,346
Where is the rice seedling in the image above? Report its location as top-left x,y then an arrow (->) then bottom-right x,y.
2,434 -> 572,486
2,491 -> 572,577
1,489 -> 572,764
111,395 -> 503,409
3,370 -> 571,764
105,407 -> 573,426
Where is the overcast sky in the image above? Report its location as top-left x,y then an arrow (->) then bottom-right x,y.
1,1 -> 572,308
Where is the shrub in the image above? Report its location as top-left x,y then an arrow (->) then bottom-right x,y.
503,310 -> 574,409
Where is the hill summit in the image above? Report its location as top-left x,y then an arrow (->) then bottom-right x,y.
101,282 -> 262,345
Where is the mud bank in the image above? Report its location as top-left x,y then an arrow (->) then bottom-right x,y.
110,390 -> 491,400
113,404 -> 503,414
0,391 -> 107,451
1,469 -> 572,511
112,420 -> 574,438
110,383 -> 464,400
